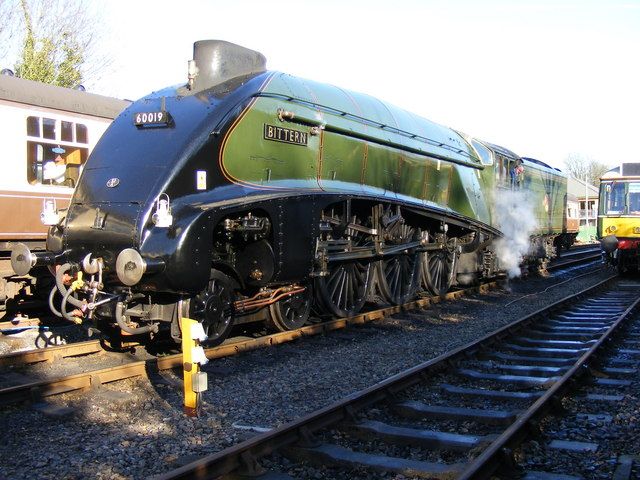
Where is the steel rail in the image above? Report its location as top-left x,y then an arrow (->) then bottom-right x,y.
0,282 -> 500,406
561,245 -> 600,257
0,339 -> 102,367
546,251 -> 601,271
0,318 -> 41,330
153,274 -> 618,480
459,281 -> 640,479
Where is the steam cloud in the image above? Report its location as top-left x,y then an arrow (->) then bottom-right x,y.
492,190 -> 539,278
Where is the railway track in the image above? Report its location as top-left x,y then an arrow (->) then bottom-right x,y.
0,282 -> 499,405
151,274 -> 640,480
548,245 -> 601,272
0,256 -> 607,406
0,339 -> 102,367
0,249 -> 607,408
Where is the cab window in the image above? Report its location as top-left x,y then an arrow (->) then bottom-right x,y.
471,140 -> 493,166
495,154 -> 508,186
628,183 -> 640,213
606,182 -> 626,214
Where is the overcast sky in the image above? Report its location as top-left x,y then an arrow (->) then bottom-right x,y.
92,0 -> 639,169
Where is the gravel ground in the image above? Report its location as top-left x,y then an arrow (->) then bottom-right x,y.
0,262 -> 618,480
0,347 -> 150,390
0,319 -> 91,354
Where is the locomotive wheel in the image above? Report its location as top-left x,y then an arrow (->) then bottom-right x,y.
422,249 -> 457,296
189,270 -> 235,346
315,260 -> 373,318
377,252 -> 421,305
267,286 -> 312,332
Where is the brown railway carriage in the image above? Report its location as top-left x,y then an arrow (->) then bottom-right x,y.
0,73 -> 129,308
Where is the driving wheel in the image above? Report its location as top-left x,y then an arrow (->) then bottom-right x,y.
422,248 -> 457,296
267,286 -> 312,331
377,251 -> 421,305
315,260 -> 373,317
189,270 -> 235,346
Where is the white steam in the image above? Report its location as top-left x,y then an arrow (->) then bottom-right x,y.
492,190 -> 539,278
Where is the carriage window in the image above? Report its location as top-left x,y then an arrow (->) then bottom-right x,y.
27,116 -> 39,137
26,116 -> 89,187
76,124 -> 88,144
42,118 -> 56,140
61,121 -> 73,142
606,182 -> 626,214
495,155 -> 508,185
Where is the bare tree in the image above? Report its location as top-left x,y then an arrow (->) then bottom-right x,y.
564,153 -> 609,186
0,1 -> 20,61
2,0 -> 111,88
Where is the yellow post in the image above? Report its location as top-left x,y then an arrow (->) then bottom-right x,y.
181,317 -> 199,417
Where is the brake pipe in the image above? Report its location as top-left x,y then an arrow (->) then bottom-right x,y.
48,286 -> 63,318
55,263 -> 85,309
61,288 -> 83,324
114,301 -> 159,335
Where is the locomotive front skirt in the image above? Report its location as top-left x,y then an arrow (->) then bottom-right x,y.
10,40 -> 573,347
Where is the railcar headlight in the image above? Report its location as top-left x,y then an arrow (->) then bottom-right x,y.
634,227 -> 640,234
608,225 -> 617,233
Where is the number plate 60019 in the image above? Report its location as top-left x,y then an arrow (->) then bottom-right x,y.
133,111 -> 173,127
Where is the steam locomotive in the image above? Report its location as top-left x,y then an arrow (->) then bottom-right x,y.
10,40 -> 576,347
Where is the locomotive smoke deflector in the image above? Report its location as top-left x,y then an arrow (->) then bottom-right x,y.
187,40 -> 267,93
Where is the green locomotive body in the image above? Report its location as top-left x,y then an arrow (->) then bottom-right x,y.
221,73 -> 491,225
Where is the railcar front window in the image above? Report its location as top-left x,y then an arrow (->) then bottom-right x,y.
606,182 -> 626,214
628,183 -> 640,214
26,116 -> 89,187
